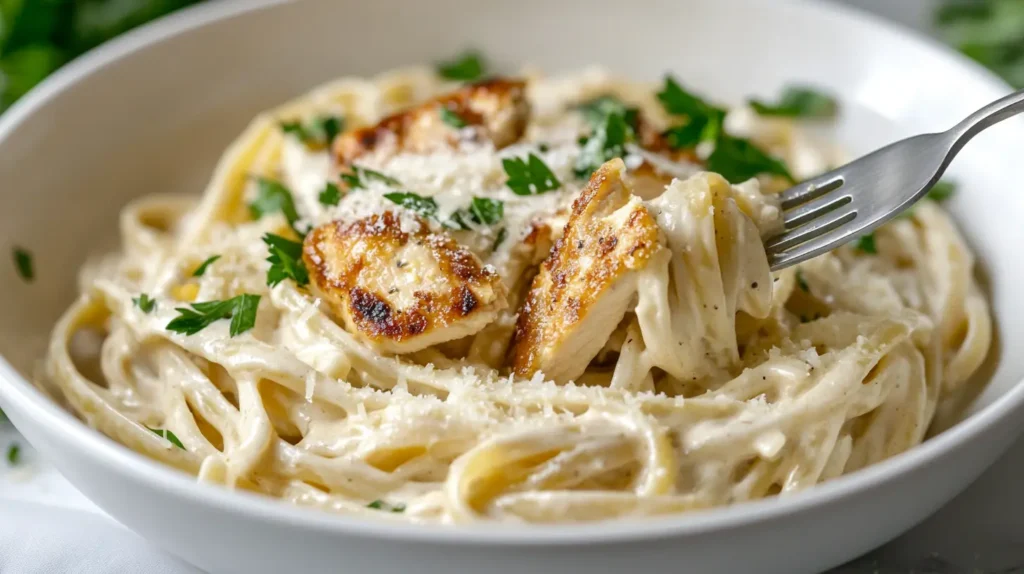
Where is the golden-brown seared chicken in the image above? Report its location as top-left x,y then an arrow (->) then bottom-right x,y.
509,159 -> 664,383
303,212 -> 508,354
333,77 -> 529,169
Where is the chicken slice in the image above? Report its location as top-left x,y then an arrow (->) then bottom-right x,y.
509,158 -> 664,383
303,212 -> 507,354
333,77 -> 529,169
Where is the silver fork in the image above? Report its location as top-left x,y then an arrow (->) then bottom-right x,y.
765,88 -> 1024,271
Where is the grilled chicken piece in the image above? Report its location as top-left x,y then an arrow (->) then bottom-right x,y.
509,159 -> 664,383
333,77 -> 529,169
303,212 -> 507,354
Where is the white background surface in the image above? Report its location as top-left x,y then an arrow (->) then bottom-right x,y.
2,1 -> 1023,572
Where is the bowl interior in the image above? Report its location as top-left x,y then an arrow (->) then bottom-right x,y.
0,0 -> 1022,496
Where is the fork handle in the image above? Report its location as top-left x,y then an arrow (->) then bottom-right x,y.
949,88 -> 1024,153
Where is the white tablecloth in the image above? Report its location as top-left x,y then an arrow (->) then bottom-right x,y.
0,498 -> 200,574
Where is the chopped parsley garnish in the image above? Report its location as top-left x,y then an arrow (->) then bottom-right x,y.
250,177 -> 303,236
575,110 -> 634,179
147,427 -> 184,450
467,197 -> 504,225
263,234 -> 309,288
341,166 -> 401,190
280,114 -> 345,148
492,227 -> 508,252
795,270 -> 810,293
384,191 -> 439,219
436,50 -> 486,81
577,96 -> 640,132
663,107 -> 725,150
657,76 -> 718,118
6,443 -> 20,465
166,294 -> 261,337
705,134 -> 793,183
12,247 -> 33,282
448,197 -> 505,230
318,182 -> 342,207
657,75 -> 793,183
133,293 -> 156,313
854,234 -> 878,254
192,255 -> 221,277
367,499 -> 406,513
749,86 -> 839,118
503,153 -> 561,195
927,180 -> 957,202
439,106 -> 468,128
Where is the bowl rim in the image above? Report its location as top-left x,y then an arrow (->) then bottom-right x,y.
0,0 -> 1022,546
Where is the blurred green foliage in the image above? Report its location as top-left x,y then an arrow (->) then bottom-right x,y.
0,2 -> 1019,113
0,0 -> 203,110
937,0 -> 1024,88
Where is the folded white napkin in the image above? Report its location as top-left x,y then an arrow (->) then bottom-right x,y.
0,499 -> 202,574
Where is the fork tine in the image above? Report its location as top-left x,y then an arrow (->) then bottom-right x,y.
783,193 -> 852,229
767,219 -> 860,270
764,205 -> 857,253
779,174 -> 844,209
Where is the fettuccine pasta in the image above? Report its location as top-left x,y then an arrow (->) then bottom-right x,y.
41,65 -> 991,523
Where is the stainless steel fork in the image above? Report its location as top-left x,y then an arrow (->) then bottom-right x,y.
765,88 -> 1024,271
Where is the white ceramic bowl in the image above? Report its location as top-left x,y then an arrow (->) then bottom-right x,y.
2,1 -> 1023,572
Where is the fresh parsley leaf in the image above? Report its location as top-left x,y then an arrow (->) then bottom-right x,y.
366,499 -> 406,512
280,114 -> 345,148
318,182 -> 342,207
705,135 -> 793,183
166,294 -> 261,337
263,234 -> 309,287
854,234 -> 878,254
448,197 -> 505,230
575,110 -> 634,179
492,227 -> 508,252
439,106 -> 468,128
12,247 -> 33,282
795,270 -> 810,293
280,121 -> 305,138
147,427 -> 185,450
316,115 -> 344,145
927,180 -> 957,202
656,75 -> 793,183
6,443 -> 20,465
503,153 -> 561,195
341,166 -> 401,190
749,86 -> 839,118
383,192 -> 439,219
437,50 -> 486,81
133,293 -> 156,313
192,255 -> 221,277
249,177 -> 303,235
446,197 -> 505,230
663,108 -> 725,150
657,75 -> 719,119
577,96 -> 640,132
468,197 -> 504,225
